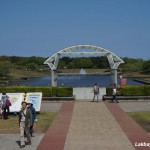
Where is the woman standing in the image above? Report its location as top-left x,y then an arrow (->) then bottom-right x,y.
1,92 -> 10,119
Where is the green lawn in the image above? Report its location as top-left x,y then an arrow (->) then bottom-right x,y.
0,112 -> 57,134
128,111 -> 150,132
36,112 -> 57,133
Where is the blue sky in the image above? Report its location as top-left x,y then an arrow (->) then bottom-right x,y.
0,0 -> 150,59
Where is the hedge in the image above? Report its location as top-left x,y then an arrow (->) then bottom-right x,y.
106,85 -> 150,96
0,86 -> 73,97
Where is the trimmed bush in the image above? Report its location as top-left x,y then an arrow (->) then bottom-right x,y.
106,85 -> 150,96
119,86 -> 145,96
57,87 -> 73,97
106,86 -> 113,96
144,86 -> 150,96
51,87 -> 58,97
0,86 -> 73,97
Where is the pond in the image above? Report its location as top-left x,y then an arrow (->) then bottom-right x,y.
11,74 -> 143,87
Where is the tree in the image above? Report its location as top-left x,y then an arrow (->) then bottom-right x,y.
75,58 -> 93,68
121,57 -> 144,72
142,60 -> 150,73
0,61 -> 12,77
91,56 -> 109,68
10,56 -> 21,64
67,62 -> 76,69
69,58 -> 93,69
61,57 -> 72,64
58,60 -> 66,69
25,63 -> 38,71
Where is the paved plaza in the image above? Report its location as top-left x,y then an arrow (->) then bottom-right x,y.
64,102 -> 134,150
1,101 -> 150,150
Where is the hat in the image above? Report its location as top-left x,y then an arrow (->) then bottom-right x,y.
28,102 -> 33,106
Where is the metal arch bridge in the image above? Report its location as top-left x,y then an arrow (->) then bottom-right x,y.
44,45 -> 124,86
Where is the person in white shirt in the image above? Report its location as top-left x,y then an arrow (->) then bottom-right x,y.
111,83 -> 119,103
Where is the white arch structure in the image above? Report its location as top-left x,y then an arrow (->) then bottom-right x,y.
44,45 -> 124,86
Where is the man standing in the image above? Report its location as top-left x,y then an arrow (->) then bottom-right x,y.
92,83 -> 100,102
28,103 -> 36,137
19,101 -> 32,148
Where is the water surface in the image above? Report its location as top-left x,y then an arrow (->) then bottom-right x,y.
12,74 -> 143,87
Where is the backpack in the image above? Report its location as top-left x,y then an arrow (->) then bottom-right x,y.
94,86 -> 99,92
6,99 -> 11,107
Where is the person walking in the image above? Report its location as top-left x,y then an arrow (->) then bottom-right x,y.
28,103 -> 36,137
1,92 -> 10,120
92,83 -> 99,102
19,101 -> 32,148
111,83 -> 119,103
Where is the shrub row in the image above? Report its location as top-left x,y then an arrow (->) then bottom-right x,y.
0,86 -> 73,97
106,85 -> 150,96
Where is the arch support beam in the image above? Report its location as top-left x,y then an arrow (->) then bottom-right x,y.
51,70 -> 57,87
111,69 -> 118,85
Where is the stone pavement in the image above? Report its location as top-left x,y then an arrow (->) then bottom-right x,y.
37,102 -> 74,150
106,102 -> 150,150
37,101 -> 150,150
1,101 -> 150,150
0,133 -> 44,150
64,102 -> 134,150
118,101 -> 150,112
40,101 -> 63,112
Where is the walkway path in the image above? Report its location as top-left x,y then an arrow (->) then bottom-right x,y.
37,102 -> 74,150
64,102 -> 134,150
37,101 -> 150,150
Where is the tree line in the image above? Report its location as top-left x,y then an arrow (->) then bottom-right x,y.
0,55 -> 149,77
